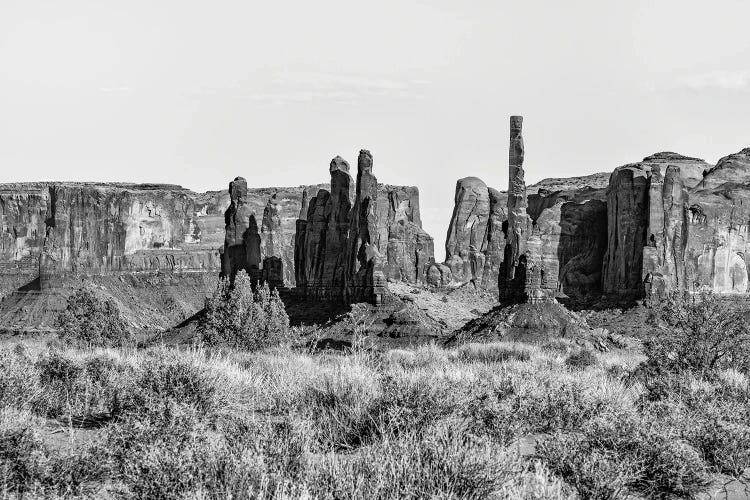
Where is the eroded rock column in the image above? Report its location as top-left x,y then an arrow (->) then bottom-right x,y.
499,115 -> 530,300
347,150 -> 387,304
221,177 -> 255,280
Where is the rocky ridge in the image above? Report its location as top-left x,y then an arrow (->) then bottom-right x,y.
441,146 -> 750,302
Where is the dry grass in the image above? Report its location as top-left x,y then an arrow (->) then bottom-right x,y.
0,337 -> 746,498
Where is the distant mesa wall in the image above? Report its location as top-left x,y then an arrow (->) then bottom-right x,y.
1,172 -> 433,299
294,150 -> 434,305
0,182 -> 226,294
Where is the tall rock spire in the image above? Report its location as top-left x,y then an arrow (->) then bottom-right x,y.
499,115 -> 530,300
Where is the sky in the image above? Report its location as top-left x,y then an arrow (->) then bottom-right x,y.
1,0 -> 749,259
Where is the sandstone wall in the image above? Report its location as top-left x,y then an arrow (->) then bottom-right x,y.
1,175 -> 432,299
601,150 -> 750,298
0,182 -> 226,295
294,151 -> 434,304
438,176 -> 609,299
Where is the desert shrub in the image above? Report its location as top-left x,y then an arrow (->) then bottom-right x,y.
369,371 -> 473,437
299,364 -> 381,450
307,426 -> 514,499
0,349 -> 39,411
464,371 -> 632,447
56,287 -> 132,348
131,350 -> 228,417
102,404 -> 315,499
33,350 -> 134,419
199,271 -> 293,351
565,349 -> 597,369
103,404 -> 237,499
538,413 -> 710,499
663,383 -> 750,477
645,292 -> 750,377
0,428 -> 100,496
454,342 -> 532,363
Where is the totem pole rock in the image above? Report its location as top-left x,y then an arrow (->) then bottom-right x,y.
499,115 -> 530,299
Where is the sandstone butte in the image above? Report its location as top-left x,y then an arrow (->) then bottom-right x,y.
2,142 -> 750,332
436,147 -> 750,302
0,151 -> 435,331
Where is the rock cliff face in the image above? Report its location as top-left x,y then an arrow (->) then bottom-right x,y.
0,182 -> 225,296
1,174 -> 433,300
528,186 -> 608,300
294,151 -> 434,304
444,177 -> 491,284
602,149 -> 750,298
685,148 -> 750,294
439,175 -> 609,299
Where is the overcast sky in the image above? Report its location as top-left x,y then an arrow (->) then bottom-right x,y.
1,0 -> 749,257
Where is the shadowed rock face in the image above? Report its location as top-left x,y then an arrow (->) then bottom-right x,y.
529,188 -> 608,300
293,151 -> 434,305
440,176 -> 609,298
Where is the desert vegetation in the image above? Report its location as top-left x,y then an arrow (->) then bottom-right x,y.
0,293 -> 748,498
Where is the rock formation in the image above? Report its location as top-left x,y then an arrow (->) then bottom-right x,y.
601,149 -> 750,299
528,187 -> 608,300
293,150 -> 434,305
0,182 -> 225,296
378,186 -> 434,284
1,174 -> 432,300
499,115 -> 531,299
347,150 -> 388,304
444,177 -> 491,284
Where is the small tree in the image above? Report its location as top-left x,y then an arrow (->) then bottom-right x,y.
645,292 -> 750,377
198,271 -> 292,351
56,287 -> 132,347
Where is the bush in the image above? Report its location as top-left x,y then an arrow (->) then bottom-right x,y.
645,292 -> 750,377
307,426 -> 514,499
131,350 -> 229,417
33,350 -> 135,419
538,413 -> 710,499
198,271 -> 293,351
0,349 -> 39,411
454,343 -> 532,364
0,428 -> 100,496
565,349 -> 597,369
56,287 -> 132,348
